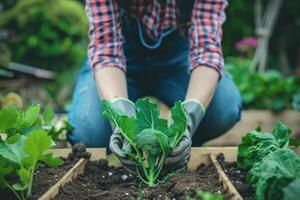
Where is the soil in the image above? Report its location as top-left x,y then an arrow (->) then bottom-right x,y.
217,154 -> 254,200
0,143 -> 90,200
55,160 -> 234,200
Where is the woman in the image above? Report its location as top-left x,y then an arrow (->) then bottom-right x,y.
68,0 -> 242,172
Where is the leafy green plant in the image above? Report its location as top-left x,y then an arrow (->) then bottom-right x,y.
0,104 -> 64,200
185,190 -> 223,200
237,122 -> 291,169
0,104 -> 72,141
226,57 -> 300,112
102,98 -> 187,186
237,121 -> 300,200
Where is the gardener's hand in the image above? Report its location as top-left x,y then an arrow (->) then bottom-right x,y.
165,100 -> 206,172
108,98 -> 137,174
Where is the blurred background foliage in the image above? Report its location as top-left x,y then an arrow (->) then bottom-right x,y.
0,0 -> 299,111
0,0 -> 88,110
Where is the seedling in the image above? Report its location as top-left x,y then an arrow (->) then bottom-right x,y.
0,105 -> 64,200
102,97 -> 187,186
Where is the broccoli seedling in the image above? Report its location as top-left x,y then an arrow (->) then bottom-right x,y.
102,97 -> 187,186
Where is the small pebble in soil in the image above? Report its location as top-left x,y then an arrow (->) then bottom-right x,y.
108,172 -> 113,176
102,175 -> 105,178
125,192 -> 129,196
121,174 -> 128,180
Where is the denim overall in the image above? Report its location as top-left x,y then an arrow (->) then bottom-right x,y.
68,2 -> 242,147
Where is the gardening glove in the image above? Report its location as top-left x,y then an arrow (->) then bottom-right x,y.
165,99 -> 206,172
109,98 -> 137,174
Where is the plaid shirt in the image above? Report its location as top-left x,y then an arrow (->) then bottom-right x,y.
86,0 -> 228,75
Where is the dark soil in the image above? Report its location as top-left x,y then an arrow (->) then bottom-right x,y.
0,143 -> 90,200
217,154 -> 254,200
55,160 -> 234,200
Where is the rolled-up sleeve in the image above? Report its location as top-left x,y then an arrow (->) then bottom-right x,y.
189,0 -> 228,76
86,0 -> 126,74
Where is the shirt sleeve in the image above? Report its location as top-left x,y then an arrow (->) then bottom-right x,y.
188,0 -> 228,76
86,0 -> 126,74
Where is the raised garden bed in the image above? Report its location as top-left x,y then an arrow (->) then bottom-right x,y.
2,146 -> 299,199
206,110 -> 300,146
53,149 -> 244,200
31,147 -> 246,200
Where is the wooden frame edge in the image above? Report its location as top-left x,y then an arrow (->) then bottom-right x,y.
210,154 -> 243,200
38,158 -> 87,200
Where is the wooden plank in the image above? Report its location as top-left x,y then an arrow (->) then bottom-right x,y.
38,158 -> 87,200
49,148 -> 107,160
188,147 -> 237,170
210,154 -> 243,200
206,110 -> 300,146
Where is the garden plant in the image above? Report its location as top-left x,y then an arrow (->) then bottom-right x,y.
0,105 -> 66,200
102,97 -> 187,186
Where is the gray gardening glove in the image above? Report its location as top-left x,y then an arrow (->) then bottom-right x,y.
109,98 -> 137,174
165,100 -> 206,172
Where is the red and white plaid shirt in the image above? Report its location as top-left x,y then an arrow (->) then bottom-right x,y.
86,0 -> 228,75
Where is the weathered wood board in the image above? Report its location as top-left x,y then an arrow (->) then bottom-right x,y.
206,110 -> 300,146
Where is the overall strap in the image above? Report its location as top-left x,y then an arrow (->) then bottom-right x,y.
116,0 -> 195,49
176,0 -> 196,36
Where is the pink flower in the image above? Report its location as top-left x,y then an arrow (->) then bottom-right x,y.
235,37 -> 258,50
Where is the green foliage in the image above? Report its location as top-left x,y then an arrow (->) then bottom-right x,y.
0,130 -> 63,200
226,57 -> 300,112
247,149 -> 300,200
0,104 -> 71,141
0,104 -> 65,199
223,1 -> 299,70
185,190 -> 223,200
0,0 -> 88,107
282,178 -> 300,200
237,122 -> 291,169
0,0 -> 87,71
237,122 -> 300,200
102,97 -> 187,186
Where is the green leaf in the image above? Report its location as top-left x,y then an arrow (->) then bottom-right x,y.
0,106 -> 18,132
42,153 -> 64,167
282,178 -> 300,200
12,168 -> 30,191
23,129 -> 52,164
247,148 -> 300,200
237,130 -> 279,169
0,157 -> 13,188
272,121 -> 291,147
6,133 -> 21,144
155,131 -> 170,155
102,100 -> 137,146
197,190 -> 223,200
23,104 -> 40,126
43,105 -> 55,125
135,98 -> 168,133
0,135 -> 27,166
168,102 -> 187,148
